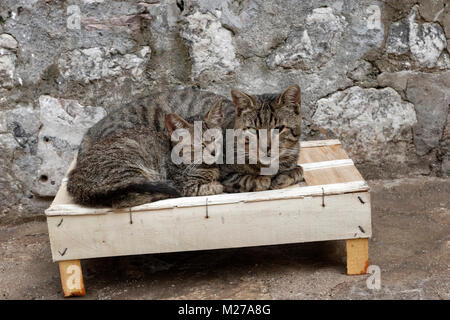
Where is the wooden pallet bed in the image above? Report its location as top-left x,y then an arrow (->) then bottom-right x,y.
45,139 -> 372,297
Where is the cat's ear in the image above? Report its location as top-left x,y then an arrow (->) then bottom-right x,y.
278,84 -> 301,113
231,89 -> 255,116
165,113 -> 191,135
205,99 -> 223,127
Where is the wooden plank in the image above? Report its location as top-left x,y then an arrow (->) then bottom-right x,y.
346,238 -> 369,275
303,166 -> 364,186
47,191 -> 371,261
298,144 -> 349,164
46,181 -> 369,216
300,159 -> 354,171
58,260 -> 86,297
300,139 -> 341,148
298,144 -> 364,186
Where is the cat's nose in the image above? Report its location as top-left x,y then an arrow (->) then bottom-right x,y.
210,150 -> 216,157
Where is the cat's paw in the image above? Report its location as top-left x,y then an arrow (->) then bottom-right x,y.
270,167 -> 304,189
270,175 -> 291,190
253,175 -> 271,191
221,174 -> 271,192
197,181 -> 224,196
223,185 -> 239,193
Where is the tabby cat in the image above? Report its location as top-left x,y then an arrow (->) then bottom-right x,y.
68,85 -> 303,207
67,100 -> 224,208
77,88 -> 234,158
219,84 -> 303,192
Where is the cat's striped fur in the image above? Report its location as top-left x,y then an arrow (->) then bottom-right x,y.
219,85 -> 303,192
68,89 -> 226,208
78,87 -> 234,158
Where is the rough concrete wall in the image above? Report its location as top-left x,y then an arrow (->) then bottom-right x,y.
0,0 -> 449,224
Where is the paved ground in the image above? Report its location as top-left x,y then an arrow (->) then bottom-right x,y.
0,177 -> 449,300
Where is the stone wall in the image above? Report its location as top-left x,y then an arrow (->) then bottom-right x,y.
0,0 -> 449,224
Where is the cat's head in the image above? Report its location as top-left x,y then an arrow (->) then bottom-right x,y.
165,100 -> 223,165
230,84 -> 302,168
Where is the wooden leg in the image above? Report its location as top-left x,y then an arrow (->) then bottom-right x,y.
58,260 -> 86,297
346,238 -> 369,275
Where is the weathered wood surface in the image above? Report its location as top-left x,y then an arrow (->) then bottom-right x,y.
48,191 -> 371,261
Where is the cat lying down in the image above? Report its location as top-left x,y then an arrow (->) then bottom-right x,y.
67,85 -> 304,208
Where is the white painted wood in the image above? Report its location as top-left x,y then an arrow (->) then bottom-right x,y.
300,139 -> 341,148
46,206 -> 111,216
45,181 -> 369,216
47,191 -> 371,261
300,159 -> 354,171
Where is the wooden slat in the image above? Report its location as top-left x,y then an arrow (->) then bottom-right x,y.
298,144 -> 349,163
300,159 -> 354,171
47,191 -> 371,261
303,166 -> 364,186
300,139 -> 341,148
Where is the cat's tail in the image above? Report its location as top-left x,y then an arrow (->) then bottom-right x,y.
109,181 -> 181,208
67,175 -> 181,208
115,181 -> 181,198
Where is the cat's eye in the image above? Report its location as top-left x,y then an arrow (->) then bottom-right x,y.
247,127 -> 257,135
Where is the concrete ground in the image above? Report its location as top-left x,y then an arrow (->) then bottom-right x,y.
0,177 -> 449,300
